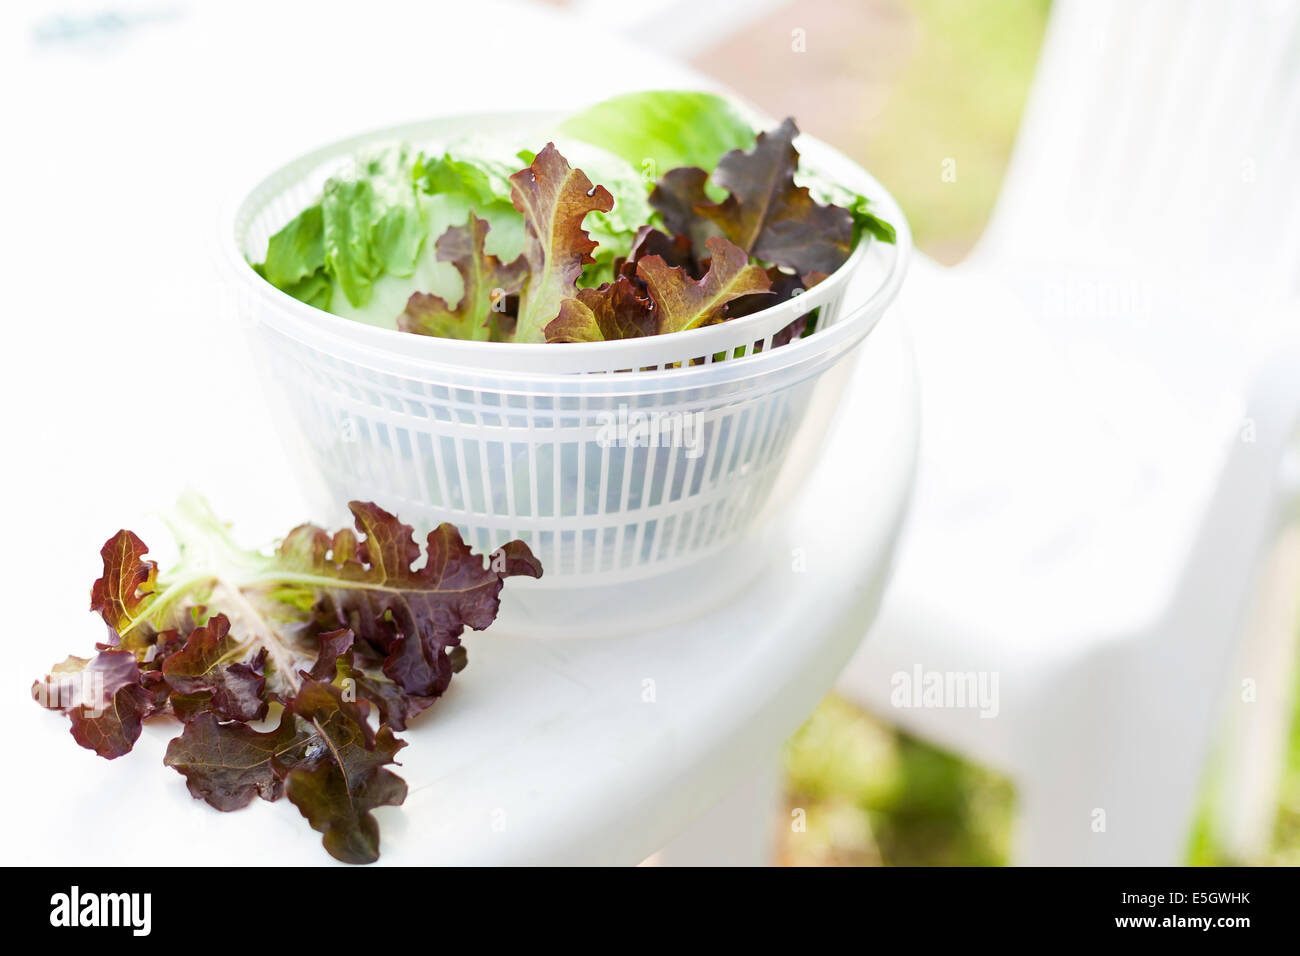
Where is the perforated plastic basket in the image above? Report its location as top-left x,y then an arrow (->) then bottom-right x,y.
226,110 -> 910,631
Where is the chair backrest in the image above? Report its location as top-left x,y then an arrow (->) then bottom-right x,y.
977,0 -> 1300,304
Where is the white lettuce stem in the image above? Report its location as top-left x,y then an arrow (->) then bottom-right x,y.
212,582 -> 305,695
145,494 -> 317,695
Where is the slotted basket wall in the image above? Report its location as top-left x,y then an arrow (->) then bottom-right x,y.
226,110 -> 909,624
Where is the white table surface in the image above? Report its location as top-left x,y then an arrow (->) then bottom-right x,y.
2,0 -> 917,864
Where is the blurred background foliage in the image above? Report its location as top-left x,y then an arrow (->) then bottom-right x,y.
693,0 -> 1052,263
688,0 -> 1300,866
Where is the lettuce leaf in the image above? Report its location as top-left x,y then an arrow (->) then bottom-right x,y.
415,150 -> 518,211
635,236 -> 772,334
556,141 -> 655,289
510,140 -> 652,289
282,678 -> 408,865
797,165 -> 898,245
322,146 -> 426,309
509,144 -> 614,343
160,613 -> 269,723
34,495 -> 541,864
163,710 -> 308,811
313,140 -> 646,328
547,237 -> 770,342
34,650 -> 155,759
654,119 -> 855,276
258,205 -> 331,308
546,275 -> 656,343
557,90 -> 757,180
251,94 -> 892,343
255,144 -> 525,328
398,213 -> 527,341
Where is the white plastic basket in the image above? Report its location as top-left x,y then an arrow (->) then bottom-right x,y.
225,110 -> 910,631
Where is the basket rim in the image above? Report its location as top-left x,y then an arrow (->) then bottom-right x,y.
223,107 -> 912,388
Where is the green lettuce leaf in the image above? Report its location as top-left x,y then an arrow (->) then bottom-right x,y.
254,144 -> 524,327
412,148 -> 526,262
258,205 -> 331,308
321,145 -> 426,309
557,90 -> 757,181
415,150 -> 518,210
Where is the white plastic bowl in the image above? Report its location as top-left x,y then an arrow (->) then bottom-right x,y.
225,110 -> 910,631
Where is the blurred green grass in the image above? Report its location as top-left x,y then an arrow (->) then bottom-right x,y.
771,0 -> 1300,867
782,696 -> 1016,866
785,665 -> 1300,866
860,0 -> 1052,262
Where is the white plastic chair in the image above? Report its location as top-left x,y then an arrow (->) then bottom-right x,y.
837,0 -> 1300,865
